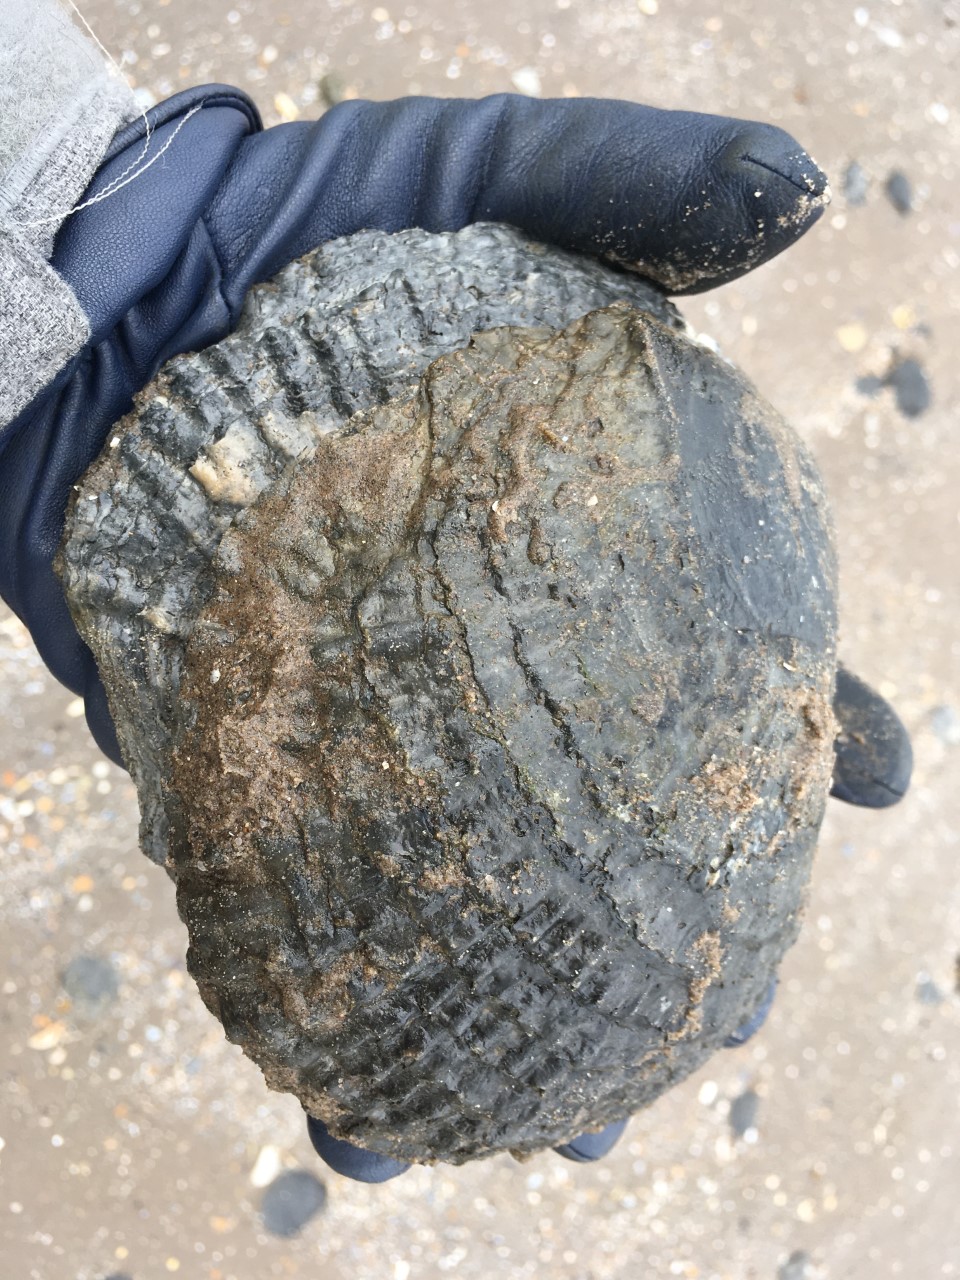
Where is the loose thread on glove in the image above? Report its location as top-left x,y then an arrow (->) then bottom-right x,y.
11,1 -> 202,230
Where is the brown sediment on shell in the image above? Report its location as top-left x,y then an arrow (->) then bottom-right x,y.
58,226 -> 840,1165
672,930 -> 724,1044
56,224 -> 683,871
164,302 -> 838,1164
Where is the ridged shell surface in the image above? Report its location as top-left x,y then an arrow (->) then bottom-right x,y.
59,225 -> 838,1164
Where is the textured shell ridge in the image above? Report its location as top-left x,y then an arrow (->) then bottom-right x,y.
58,224 -> 839,1165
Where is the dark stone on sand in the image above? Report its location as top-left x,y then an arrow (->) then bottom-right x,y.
887,357 -> 931,418
843,161 -> 869,206
729,1088 -> 760,1136
61,955 -> 119,1014
915,976 -> 944,1005
884,170 -> 913,215
778,1251 -> 811,1280
857,357 -> 930,419
260,1170 -> 328,1238
855,374 -> 884,398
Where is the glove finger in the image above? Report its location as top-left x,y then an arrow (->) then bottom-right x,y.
56,88 -> 828,344
724,978 -> 777,1048
305,1115 -> 411,1183
831,666 -> 912,808
553,1117 -> 629,1164
195,94 -> 828,305
455,97 -> 829,295
22,87 -> 824,733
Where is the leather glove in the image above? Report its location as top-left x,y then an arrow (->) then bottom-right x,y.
0,85 -> 911,1182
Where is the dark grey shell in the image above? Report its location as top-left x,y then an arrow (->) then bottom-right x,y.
59,225 -> 838,1165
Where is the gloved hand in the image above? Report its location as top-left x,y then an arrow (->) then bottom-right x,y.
0,84 -> 911,1182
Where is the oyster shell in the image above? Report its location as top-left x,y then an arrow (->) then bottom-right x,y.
59,224 -> 837,1164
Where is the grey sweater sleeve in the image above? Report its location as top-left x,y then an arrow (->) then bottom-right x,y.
0,0 -> 138,424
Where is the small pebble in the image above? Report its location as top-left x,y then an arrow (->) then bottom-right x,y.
249,1143 -> 283,1188
511,66 -> 542,96
273,92 -> 300,123
698,1079 -> 719,1106
930,704 -> 960,745
887,357 -> 931,417
915,977 -> 944,1005
260,1170 -> 327,1238
836,322 -> 868,353
778,1250 -> 812,1280
318,70 -> 346,107
855,374 -> 884,398
884,170 -> 913,214
729,1087 -> 760,1137
61,955 -> 119,1015
843,160 -> 869,205
857,358 -> 931,418
27,1021 -> 66,1051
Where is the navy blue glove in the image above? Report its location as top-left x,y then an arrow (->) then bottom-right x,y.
0,86 -> 910,1181
0,86 -> 830,763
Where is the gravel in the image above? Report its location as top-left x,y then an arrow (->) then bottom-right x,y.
260,1170 -> 328,1238
729,1088 -> 761,1138
887,356 -> 932,418
884,170 -> 914,214
60,954 -> 119,1015
915,976 -> 944,1005
842,160 -> 869,206
778,1250 -> 812,1280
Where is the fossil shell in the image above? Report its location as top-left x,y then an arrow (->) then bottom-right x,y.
59,225 -> 838,1165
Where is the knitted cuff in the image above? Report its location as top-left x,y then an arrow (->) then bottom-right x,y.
0,0 -> 138,423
